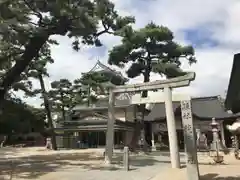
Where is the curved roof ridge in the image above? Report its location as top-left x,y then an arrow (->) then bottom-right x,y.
144,95 -> 240,121
192,95 -> 220,100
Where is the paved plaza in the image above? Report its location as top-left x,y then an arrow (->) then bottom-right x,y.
0,147 -> 240,180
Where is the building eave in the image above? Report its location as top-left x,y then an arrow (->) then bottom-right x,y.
145,95 -> 240,122
225,53 -> 240,113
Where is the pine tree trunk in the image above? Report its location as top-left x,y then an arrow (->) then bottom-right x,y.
38,74 -> 57,150
60,91 -> 66,121
128,123 -> 141,151
129,59 -> 151,152
0,35 -> 49,104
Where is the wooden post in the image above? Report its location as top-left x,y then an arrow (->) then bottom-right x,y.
180,99 -> 200,180
105,90 -> 115,164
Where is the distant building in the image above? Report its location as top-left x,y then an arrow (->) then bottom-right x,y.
54,61 -> 240,150
54,61 -> 146,149
145,96 -> 240,149
225,53 -> 240,113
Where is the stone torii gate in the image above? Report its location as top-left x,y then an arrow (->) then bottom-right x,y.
104,72 -> 200,179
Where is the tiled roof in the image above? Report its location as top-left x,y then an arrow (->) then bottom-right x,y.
145,96 -> 240,121
63,112 -> 135,127
72,94 -> 133,111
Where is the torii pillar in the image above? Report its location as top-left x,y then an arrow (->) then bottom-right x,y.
164,86 -> 180,168
105,72 -> 196,169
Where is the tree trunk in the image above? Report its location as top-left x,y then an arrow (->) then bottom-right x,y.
87,84 -> 91,107
128,122 -> 141,151
38,74 -> 57,150
60,91 -> 66,121
0,34 -> 49,104
129,60 -> 151,152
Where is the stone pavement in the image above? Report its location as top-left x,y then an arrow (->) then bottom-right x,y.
0,148 -> 185,180
152,152 -> 240,180
1,148 -> 240,180
18,152 -> 183,180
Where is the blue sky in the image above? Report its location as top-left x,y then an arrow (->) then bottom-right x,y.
183,27 -> 219,49
21,0 -> 240,107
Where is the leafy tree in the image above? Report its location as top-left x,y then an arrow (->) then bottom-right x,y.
49,79 -> 77,121
0,98 -> 46,136
108,22 -> 196,150
73,67 -> 128,106
0,0 -> 135,106
73,78 -> 98,107
74,71 -> 112,106
26,42 -> 58,150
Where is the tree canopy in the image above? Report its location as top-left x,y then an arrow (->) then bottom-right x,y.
0,0 -> 135,102
49,79 -> 77,119
108,22 -> 196,80
108,22 -> 197,150
0,98 -> 46,134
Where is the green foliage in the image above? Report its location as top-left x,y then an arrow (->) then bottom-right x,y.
78,71 -> 112,94
108,22 -> 196,79
73,69 -> 128,105
49,79 -> 77,118
11,41 -> 55,96
73,79 -> 98,106
0,99 -> 46,134
0,0 -> 135,97
73,72 -> 109,105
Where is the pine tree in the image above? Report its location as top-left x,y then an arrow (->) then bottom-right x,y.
25,41 -> 58,150
49,79 -> 77,121
0,0 -> 135,105
108,22 -> 196,151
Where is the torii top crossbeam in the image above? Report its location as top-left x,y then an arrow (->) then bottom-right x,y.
111,72 -> 196,93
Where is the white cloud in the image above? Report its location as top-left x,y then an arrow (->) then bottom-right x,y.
20,0 -> 240,107
216,1 -> 240,44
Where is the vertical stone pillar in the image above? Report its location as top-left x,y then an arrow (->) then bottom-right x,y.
220,121 -> 226,146
164,87 -> 180,168
196,128 -> 201,148
105,90 -> 115,164
181,99 -> 200,180
123,146 -> 130,171
211,118 -> 220,147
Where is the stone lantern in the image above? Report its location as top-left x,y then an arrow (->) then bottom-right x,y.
209,118 -> 224,163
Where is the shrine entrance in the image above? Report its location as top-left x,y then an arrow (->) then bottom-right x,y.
104,72 -> 200,180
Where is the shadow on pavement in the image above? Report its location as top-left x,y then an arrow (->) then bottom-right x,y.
0,151 -> 171,179
149,151 -> 185,157
201,173 -> 240,180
